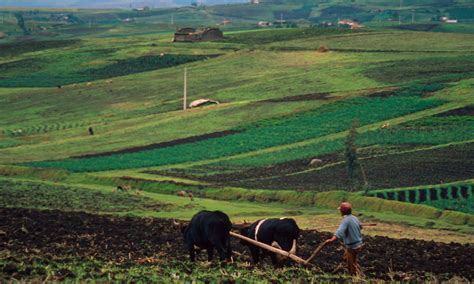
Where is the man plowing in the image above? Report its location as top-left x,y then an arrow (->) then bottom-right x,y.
325,202 -> 364,276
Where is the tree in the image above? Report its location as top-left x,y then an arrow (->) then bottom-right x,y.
345,120 -> 359,191
14,12 -> 29,35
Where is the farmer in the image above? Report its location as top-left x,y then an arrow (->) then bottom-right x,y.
324,202 -> 364,276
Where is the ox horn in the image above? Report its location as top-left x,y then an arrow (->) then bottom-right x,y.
289,239 -> 297,255
271,241 -> 282,250
172,219 -> 181,227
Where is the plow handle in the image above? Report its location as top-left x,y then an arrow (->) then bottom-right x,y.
304,241 -> 328,264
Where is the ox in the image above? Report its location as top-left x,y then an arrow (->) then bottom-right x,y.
239,218 -> 299,265
179,210 -> 232,262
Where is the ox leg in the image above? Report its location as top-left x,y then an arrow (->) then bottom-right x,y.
207,246 -> 214,261
226,238 -> 232,261
249,246 -> 260,264
215,242 -> 227,262
187,243 -> 196,262
270,253 -> 279,266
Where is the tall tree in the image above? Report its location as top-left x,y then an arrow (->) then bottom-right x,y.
345,120 -> 359,191
14,12 -> 29,35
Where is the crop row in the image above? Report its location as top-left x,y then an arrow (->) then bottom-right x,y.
369,184 -> 474,214
365,55 -> 474,84
4,120 -> 91,137
226,27 -> 362,45
213,113 -> 474,168
0,52 -> 211,88
0,39 -> 80,58
84,54 -> 213,80
371,184 -> 473,203
29,95 -> 444,172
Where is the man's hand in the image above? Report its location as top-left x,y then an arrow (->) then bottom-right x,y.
325,235 -> 337,244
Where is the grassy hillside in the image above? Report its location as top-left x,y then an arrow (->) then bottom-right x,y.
0,5 -> 473,282
0,3 -> 472,239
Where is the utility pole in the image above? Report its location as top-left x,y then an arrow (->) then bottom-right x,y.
183,67 -> 187,111
171,14 -> 174,26
89,19 -> 91,28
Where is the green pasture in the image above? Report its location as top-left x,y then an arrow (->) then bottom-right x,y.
28,95 -> 445,172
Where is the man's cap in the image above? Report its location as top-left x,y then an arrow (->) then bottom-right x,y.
338,202 -> 352,213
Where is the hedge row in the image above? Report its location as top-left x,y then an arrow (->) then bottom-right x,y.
111,177 -> 474,226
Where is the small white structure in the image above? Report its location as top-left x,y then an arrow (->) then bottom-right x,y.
338,19 -> 363,29
250,0 -> 259,4
440,16 -> 458,23
257,21 -> 272,27
308,158 -> 323,167
189,99 -> 219,108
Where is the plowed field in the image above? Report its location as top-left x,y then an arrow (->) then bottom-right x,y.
1,208 -> 472,281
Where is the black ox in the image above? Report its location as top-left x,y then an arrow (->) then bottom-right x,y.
180,210 -> 232,262
240,218 -> 299,265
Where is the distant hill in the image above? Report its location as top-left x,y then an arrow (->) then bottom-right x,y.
0,0 -> 248,9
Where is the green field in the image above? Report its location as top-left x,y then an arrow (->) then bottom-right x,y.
1,1 -> 473,281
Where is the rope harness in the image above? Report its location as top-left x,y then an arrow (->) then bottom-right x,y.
254,219 -> 267,242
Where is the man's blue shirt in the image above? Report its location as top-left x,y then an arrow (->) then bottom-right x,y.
334,214 -> 363,249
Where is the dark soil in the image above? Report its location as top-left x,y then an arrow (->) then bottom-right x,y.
217,143 -> 474,191
1,208 -> 472,281
367,90 -> 399,98
435,105 -> 474,117
430,188 -> 438,201
72,130 -> 240,159
393,24 -> 439,32
262,93 -> 332,103
154,153 -> 341,186
0,39 -> 80,57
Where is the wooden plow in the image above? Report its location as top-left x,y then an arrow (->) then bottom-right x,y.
230,223 -> 377,265
229,231 -> 308,265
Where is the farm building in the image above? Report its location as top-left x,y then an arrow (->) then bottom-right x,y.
173,28 -> 224,42
189,99 -> 219,108
338,19 -> 363,29
440,17 -> 458,23
220,19 -> 232,25
257,21 -> 272,27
